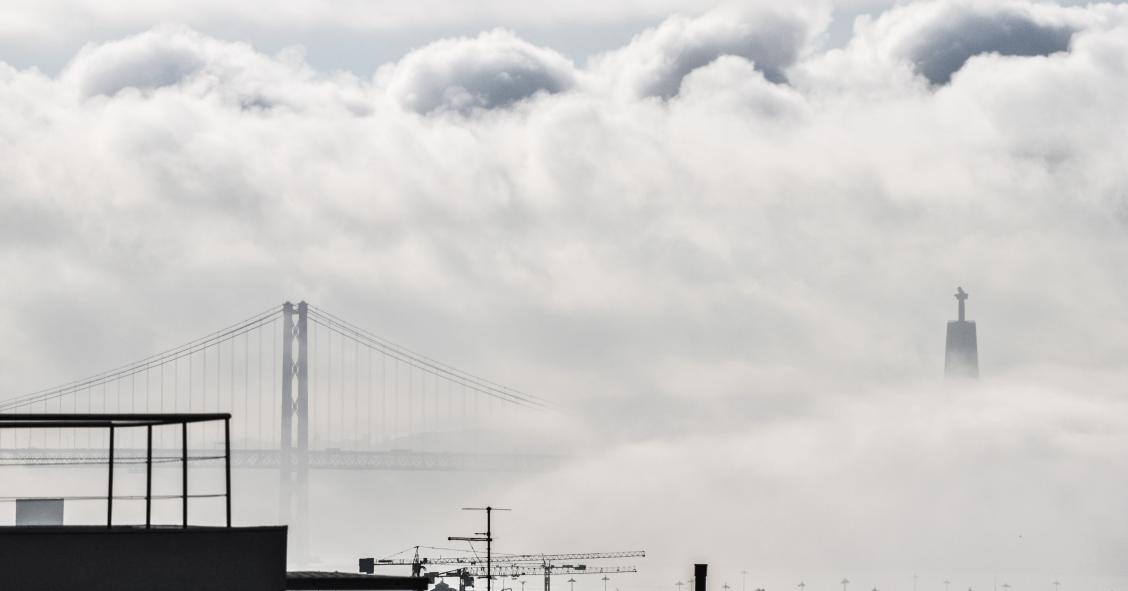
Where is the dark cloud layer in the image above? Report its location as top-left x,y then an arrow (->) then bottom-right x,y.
908,8 -> 1075,84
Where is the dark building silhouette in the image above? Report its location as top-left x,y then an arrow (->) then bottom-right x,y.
945,287 -> 979,378
0,413 -> 430,591
0,525 -> 287,591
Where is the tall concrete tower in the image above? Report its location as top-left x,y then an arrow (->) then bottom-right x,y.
945,287 -> 979,378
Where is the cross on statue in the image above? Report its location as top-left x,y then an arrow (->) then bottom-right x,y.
955,287 -> 969,322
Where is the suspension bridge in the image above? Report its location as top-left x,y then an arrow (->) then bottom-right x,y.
0,301 -> 560,557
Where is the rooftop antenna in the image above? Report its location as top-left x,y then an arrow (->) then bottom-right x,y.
449,506 -> 511,591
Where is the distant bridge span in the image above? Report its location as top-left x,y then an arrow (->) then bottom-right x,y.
0,301 -> 558,557
0,448 -> 563,471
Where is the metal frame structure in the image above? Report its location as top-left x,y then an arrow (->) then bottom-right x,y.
0,413 -> 233,528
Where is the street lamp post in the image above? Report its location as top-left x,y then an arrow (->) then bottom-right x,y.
742,572 -> 748,591
569,579 -> 577,591
602,576 -> 610,591
843,578 -> 851,591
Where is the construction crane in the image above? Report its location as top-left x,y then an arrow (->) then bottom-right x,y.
460,564 -> 637,591
362,548 -> 644,573
360,548 -> 645,591
488,552 -> 645,564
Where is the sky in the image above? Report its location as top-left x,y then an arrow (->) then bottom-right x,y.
1,0 -> 1128,588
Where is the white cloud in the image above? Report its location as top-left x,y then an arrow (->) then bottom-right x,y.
592,5 -> 829,98
803,0 -> 1127,91
674,55 -> 808,120
383,29 -> 578,114
64,26 -> 213,98
61,25 -> 373,114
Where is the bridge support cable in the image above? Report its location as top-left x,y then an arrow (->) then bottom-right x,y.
280,302 -> 294,525
305,307 -> 550,410
0,306 -> 282,417
308,306 -> 549,406
306,313 -> 552,415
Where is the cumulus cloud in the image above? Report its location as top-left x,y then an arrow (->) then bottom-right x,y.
905,6 -> 1074,85
61,25 -> 372,113
383,29 -> 577,114
593,6 -> 828,98
2,0 -> 1128,582
674,55 -> 808,120
813,1 -> 1117,89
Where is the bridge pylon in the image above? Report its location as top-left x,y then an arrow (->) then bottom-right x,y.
279,301 -> 310,562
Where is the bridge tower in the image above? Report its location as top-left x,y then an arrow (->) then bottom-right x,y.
279,301 -> 310,560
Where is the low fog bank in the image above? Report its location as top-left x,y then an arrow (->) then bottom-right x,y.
506,376 -> 1128,578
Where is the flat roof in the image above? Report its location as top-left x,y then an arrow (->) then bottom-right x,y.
286,571 -> 431,590
0,413 -> 231,429
0,525 -> 285,534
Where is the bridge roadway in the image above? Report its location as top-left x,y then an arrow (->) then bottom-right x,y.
0,448 -> 564,472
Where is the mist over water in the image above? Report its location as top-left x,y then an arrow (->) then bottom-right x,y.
2,0 -> 1127,588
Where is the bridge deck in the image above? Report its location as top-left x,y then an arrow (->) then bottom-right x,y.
0,449 -> 563,472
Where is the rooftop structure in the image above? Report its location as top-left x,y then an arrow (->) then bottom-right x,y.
0,412 -> 428,590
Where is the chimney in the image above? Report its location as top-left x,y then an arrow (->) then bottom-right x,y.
695,564 -> 708,591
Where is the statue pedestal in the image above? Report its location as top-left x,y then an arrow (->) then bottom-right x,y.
945,320 -> 978,378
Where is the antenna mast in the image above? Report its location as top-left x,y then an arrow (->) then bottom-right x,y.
450,506 -> 511,591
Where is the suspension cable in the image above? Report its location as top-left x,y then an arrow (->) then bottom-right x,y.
307,310 -> 550,409
0,307 -> 281,411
